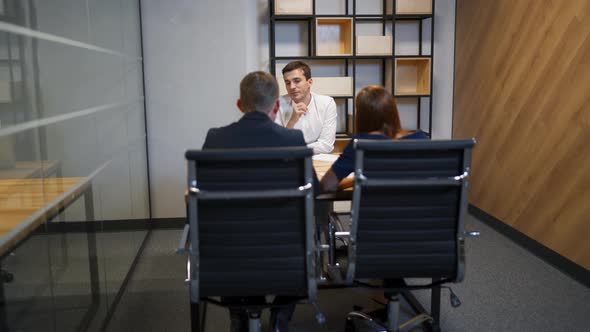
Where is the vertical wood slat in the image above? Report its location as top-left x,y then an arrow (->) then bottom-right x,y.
453,0 -> 590,269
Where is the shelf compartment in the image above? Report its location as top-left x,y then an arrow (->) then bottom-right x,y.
278,76 -> 353,97
274,0 -> 313,15
315,18 -> 353,56
395,0 -> 433,15
394,57 -> 431,96
274,21 -> 309,57
356,35 -> 393,56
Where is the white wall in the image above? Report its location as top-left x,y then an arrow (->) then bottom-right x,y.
431,0 -> 456,139
141,0 -> 259,217
142,0 -> 456,218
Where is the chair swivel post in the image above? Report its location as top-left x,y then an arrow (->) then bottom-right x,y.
247,310 -> 262,332
386,294 -> 401,332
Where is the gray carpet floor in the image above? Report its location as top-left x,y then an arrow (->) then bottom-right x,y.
106,214 -> 590,332
1,230 -> 147,331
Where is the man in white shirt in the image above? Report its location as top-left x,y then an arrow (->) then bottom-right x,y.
275,61 -> 337,154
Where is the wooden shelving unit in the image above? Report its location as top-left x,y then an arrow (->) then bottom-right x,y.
269,0 -> 435,136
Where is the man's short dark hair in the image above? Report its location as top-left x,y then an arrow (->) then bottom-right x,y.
281,61 -> 312,80
240,71 -> 279,114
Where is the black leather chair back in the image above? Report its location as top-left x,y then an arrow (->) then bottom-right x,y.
347,139 -> 475,282
185,147 -> 317,300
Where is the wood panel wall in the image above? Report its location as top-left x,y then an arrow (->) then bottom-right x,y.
453,0 -> 590,269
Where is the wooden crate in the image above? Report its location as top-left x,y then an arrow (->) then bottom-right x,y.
274,0 -> 313,15
356,35 -> 393,56
278,76 -> 353,97
394,58 -> 431,95
396,0 -> 432,15
311,77 -> 354,97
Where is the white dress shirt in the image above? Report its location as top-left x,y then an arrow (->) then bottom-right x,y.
275,92 -> 337,154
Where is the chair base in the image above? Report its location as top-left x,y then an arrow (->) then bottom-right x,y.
192,301 -> 263,332
345,287 -> 441,332
345,311 -> 432,332
345,311 -> 387,331
191,297 -> 305,332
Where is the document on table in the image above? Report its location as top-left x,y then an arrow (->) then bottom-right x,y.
312,153 -> 339,162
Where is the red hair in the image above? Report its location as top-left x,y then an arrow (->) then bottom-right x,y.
355,85 -> 401,138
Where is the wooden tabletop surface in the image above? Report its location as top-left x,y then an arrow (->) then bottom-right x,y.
312,159 -> 335,180
0,177 -> 89,255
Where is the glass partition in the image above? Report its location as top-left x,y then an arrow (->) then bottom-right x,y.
0,0 -> 149,330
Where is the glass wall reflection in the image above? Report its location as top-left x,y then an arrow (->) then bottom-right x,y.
0,0 -> 149,330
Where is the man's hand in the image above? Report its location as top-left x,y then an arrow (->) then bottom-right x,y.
286,102 -> 307,128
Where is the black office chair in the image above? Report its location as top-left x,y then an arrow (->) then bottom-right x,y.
327,139 -> 477,332
179,147 -> 318,332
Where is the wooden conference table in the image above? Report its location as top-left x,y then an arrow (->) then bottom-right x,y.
0,160 -> 95,256
0,168 -> 98,331
0,176 -> 94,256
0,160 -> 66,254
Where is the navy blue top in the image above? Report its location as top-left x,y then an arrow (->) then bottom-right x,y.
331,130 -> 430,181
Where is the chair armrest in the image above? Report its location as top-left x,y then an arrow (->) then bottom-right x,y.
176,224 -> 190,254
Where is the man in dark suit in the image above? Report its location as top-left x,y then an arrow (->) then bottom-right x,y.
202,71 -> 316,332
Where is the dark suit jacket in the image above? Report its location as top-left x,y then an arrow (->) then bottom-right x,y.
203,111 -> 306,149
202,111 -> 320,191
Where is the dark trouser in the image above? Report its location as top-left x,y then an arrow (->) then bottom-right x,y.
222,296 -> 265,332
270,296 -> 298,332
221,296 -> 297,332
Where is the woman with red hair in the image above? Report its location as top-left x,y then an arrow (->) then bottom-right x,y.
320,85 -> 429,192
